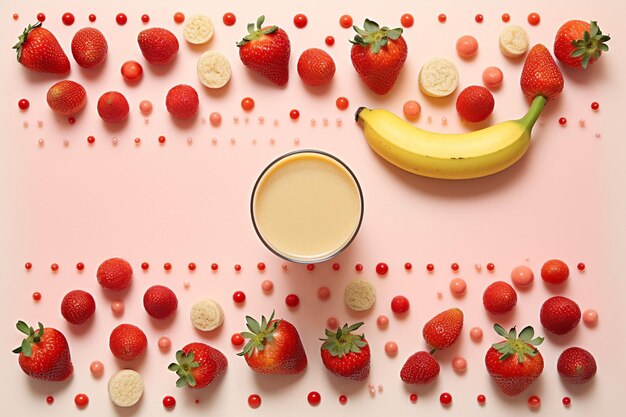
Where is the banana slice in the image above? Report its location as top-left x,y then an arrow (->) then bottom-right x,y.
197,51 -> 232,89
499,26 -> 529,58
344,279 -> 376,312
183,14 -> 214,44
418,58 -> 459,97
190,299 -> 224,331
108,369 -> 144,407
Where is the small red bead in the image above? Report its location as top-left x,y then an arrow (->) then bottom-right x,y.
68,117 -> 76,124
338,394 -> 348,405
404,262 -> 412,271
559,117 -> 567,126
376,262 -> 389,275
528,395 -> 541,409
173,12 -> 185,24
339,15 -> 353,28
409,393 -> 418,403
241,97 -> 255,111
62,12 -> 75,26
577,262 -> 585,271
562,396 -> 571,406
486,262 -> 495,271
451,262 -> 459,271
336,97 -> 349,110
231,333 -> 244,346
233,291 -> 246,304
332,263 -> 341,271
134,138 -> 141,144
307,391 -> 321,406
475,14 -> 484,23
477,394 -> 486,404
74,393 -> 89,407
13,13 -> 19,20
391,295 -> 410,314
25,262 -> 32,270
401,13 -> 414,28
591,102 -> 600,111
32,292 -> 42,301
164,262 -> 172,271
18,99 -> 30,110
158,135 -> 166,144
286,294 -> 300,308
223,12 -> 236,26
87,136 -> 95,144
528,13 -> 541,26
306,264 -> 315,272
502,13 -> 510,23
141,14 -> 150,23
426,263 -> 435,271
438,14 -> 447,23
163,396 -> 176,409
234,264 -> 242,271
293,13 -> 308,28
188,262 -> 196,271
37,13 -> 46,22
141,262 -> 149,270
290,109 -> 300,120
46,395 -> 54,404
248,394 -> 262,409
355,263 -> 363,272
257,262 -> 266,271
88,14 -> 96,22
76,262 -> 84,271
440,392 -> 452,405
51,263 -> 59,272
116,13 -> 127,26
211,263 -> 219,271
325,36 -> 335,46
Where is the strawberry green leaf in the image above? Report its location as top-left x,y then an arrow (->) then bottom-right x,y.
175,376 -> 187,388
189,361 -> 200,368
519,326 -> 534,341
599,43 -> 609,52
493,323 -> 508,338
187,374 -> 196,387
245,316 -> 261,334
364,19 -> 380,33
571,48 -> 586,58
529,336 -> 544,346
256,15 -> 265,30
386,28 -> 403,40
582,54 -> 591,69
353,26 -> 368,37
168,363 -> 180,372
508,327 -> 517,340
16,321 -> 30,335
175,350 -> 184,364
590,21 -> 599,38
247,23 -> 255,34
21,339 -> 32,357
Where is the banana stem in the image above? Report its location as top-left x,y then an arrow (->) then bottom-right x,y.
519,95 -> 547,130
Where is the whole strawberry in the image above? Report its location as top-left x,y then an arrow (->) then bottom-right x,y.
485,324 -> 544,396
13,321 -> 73,381
109,324 -> 147,361
47,80 -> 87,115
422,308 -> 463,350
400,351 -> 440,384
350,19 -> 407,95
238,311 -> 307,375
237,16 -> 291,86
166,84 -> 199,120
320,322 -> 370,381
97,92 -> 130,123
71,27 -> 108,69
554,20 -> 610,69
168,342 -> 227,388
138,28 -> 179,65
557,347 -> 597,384
297,48 -> 335,87
97,257 -> 133,290
143,285 -> 178,319
483,281 -> 517,315
13,22 -> 70,73
540,296 -> 581,335
456,86 -> 495,122
61,290 -> 96,324
520,44 -> 564,101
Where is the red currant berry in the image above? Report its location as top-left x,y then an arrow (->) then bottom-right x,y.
76,262 -> 84,271
18,99 -> 30,110
591,102 -> 599,111
164,262 -> 172,271
562,396 -> 571,406
188,262 -> 196,271
231,333 -> 244,346
51,263 -> 59,272
528,13 -> 541,26
391,295 -> 410,314
502,13 -> 510,23
401,13 -> 414,28
339,15 -> 352,28
87,136 -> 95,144
338,394 -> 348,405
307,391 -> 321,406
257,262 -> 266,271
158,135 -> 166,144
223,13 -> 236,26
285,294 -> 300,308
409,393 -> 418,403
234,264 -> 242,271
25,262 -> 32,270
559,117 -> 567,126
241,97 -> 255,111
12,13 -> 19,21
62,13 -> 75,26
475,14 -> 484,23
336,97 -> 349,110
141,14 -> 150,23
141,262 -> 149,270
163,396 -> 176,409
355,263 -> 363,272
404,262 -> 412,271
332,263 -> 340,271
528,395 -> 541,409
37,13 -> 46,22
116,13 -> 127,25
376,262 -> 389,275
325,36 -> 335,46
233,291 -> 246,304
486,262 -> 495,271
211,263 -> 218,271
46,395 -> 54,404
32,292 -> 42,301
306,264 -> 315,272
451,262 -> 459,271
294,14 -> 308,28
290,109 -> 300,120
438,14 -> 447,23
577,262 -> 585,271
74,394 -> 89,407
477,394 -> 486,404
134,138 -> 141,144
248,394 -> 262,409
440,392 -> 452,405
426,263 -> 435,272
173,12 -> 185,24
68,116 -> 76,124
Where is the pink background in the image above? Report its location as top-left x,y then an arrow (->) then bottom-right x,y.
1,0 -> 625,415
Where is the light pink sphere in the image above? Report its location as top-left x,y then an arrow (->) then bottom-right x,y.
90,361 -> 104,376
139,100 -> 153,115
403,100 -> 421,120
450,278 -> 467,295
583,309 -> 598,326
511,265 -> 534,288
327,317 -> 339,329
209,112 -> 222,126
111,301 -> 124,315
482,66 -> 503,89
158,336 -> 172,351
456,35 -> 479,58
452,356 -> 467,372
384,341 -> 398,356
261,279 -> 274,293
377,315 -> 389,329
318,286 -> 331,300
470,326 -> 483,342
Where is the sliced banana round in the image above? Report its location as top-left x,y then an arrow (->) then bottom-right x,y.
344,279 -> 376,312
183,14 -> 215,45
190,298 -> 224,331
418,58 -> 459,98
197,51 -> 232,89
108,369 -> 144,407
499,25 -> 529,58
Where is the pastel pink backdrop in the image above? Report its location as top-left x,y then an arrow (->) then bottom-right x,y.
1,0 -> 625,416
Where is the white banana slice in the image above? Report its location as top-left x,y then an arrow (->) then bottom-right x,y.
183,14 -> 215,44
190,299 -> 224,331
499,26 -> 529,58
108,369 -> 144,407
344,279 -> 376,311
418,58 -> 459,97
197,51 -> 232,89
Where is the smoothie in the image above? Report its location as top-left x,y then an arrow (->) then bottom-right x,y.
251,150 -> 363,263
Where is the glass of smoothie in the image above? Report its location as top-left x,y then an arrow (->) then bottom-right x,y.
251,150 -> 364,263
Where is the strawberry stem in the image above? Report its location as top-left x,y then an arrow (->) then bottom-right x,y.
236,15 -> 278,47
571,21 -> 610,69
491,324 -> 544,364
12,21 -> 42,62
12,320 -> 44,357
350,19 -> 403,54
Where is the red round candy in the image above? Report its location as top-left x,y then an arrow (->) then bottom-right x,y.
257,262 -> 266,271
233,291 -> 246,304
391,295 -> 410,314
188,262 -> 196,271
438,14 -> 447,23
528,395 -> 541,409
32,292 -> 42,301
502,13 -> 510,23
163,396 -> 176,409
475,14 -> 484,23
451,262 -> 459,271
332,263 -> 340,271
290,109 -> 300,120
339,15 -> 352,28
141,262 -> 149,270
325,36 -> 335,46
426,263 -> 434,271
74,394 -> 89,407
401,13 -> 414,28
51,263 -> 59,272
163,262 -> 172,270
338,394 -> 348,405
76,262 -> 85,271
477,394 -> 486,404
62,12 -> 75,26
141,14 -> 149,23
173,12 -> 185,23
231,333 -> 244,346
116,13 -> 127,25
248,394 -> 262,408
241,97 -> 255,111
404,262 -> 412,271
336,97 -> 349,110
158,136 -> 166,144
591,102 -> 599,111
18,99 -> 30,110
486,262 -> 495,271
223,13 -> 236,26
577,262 -> 585,271
410,393 -> 418,403
37,13 -> 46,22
286,294 -> 300,308
307,391 -> 321,406
528,13 -> 541,26
46,395 -> 54,404
376,262 -> 388,275
25,262 -> 32,270
211,263 -> 219,271
294,14 -> 308,28
440,392 -> 452,405
87,136 -> 95,144
563,396 -> 571,406
559,117 -> 567,126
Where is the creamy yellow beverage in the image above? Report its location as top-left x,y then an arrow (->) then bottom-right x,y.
252,151 -> 363,263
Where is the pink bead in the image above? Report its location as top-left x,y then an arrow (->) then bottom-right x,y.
470,327 -> 483,342
111,301 -> 124,315
452,356 -> 467,372
327,317 -> 339,329
403,100 -> 421,120
456,35 -> 479,58
511,265 -> 534,288
89,361 -> 104,377
317,287 -> 331,300
63,139 -> 69,146
583,309 -> 598,326
281,263 -> 289,271
183,280 -> 190,288
112,137 -> 118,145
38,138 -> 44,146
449,278 -> 467,295
139,100 -> 153,115
482,66 -> 503,89
261,280 -> 274,293
384,341 -> 398,356
209,112 -> 222,126
377,315 -> 389,329
158,336 -> 172,351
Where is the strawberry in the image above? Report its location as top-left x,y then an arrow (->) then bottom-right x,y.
109,324 -> 147,361
541,259 -> 569,284
456,86 -> 495,123
520,44 -> 564,101
143,285 -> 178,319
71,27 -> 108,69
485,324 -> 544,396
166,84 -> 199,120
237,16 -> 291,86
350,19 -> 407,95
557,347 -> 597,384
400,351 -> 440,384
46,80 -> 87,115
61,290 -> 96,325
483,281 -> 517,315
169,342 -> 227,389
422,308 -> 464,350
540,296 -> 581,335
238,311 -> 307,375
97,92 -> 130,123
137,28 -> 179,66
13,22 -> 70,73
554,20 -> 610,69
297,48 -> 335,87
97,257 -> 132,290
13,321 -> 73,381
320,322 -> 370,381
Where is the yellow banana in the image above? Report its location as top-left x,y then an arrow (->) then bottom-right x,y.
355,95 -> 546,179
